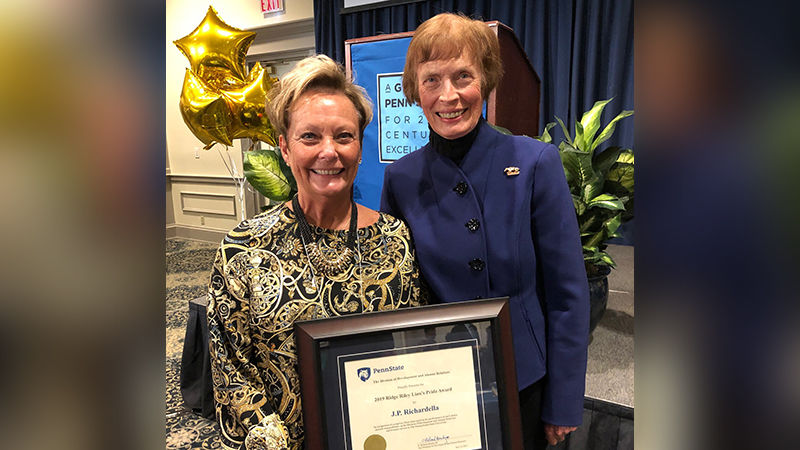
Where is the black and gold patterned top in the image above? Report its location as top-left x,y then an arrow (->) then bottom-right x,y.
207,204 -> 428,450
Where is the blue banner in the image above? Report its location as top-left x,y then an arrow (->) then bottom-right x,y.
351,37 -> 425,210
376,72 -> 429,162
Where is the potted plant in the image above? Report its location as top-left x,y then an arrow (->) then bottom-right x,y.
535,99 -> 634,332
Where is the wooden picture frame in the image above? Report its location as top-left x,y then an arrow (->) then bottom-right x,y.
295,297 -> 523,449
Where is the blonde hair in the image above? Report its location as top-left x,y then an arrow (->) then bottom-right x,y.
266,54 -> 373,139
403,13 -> 503,104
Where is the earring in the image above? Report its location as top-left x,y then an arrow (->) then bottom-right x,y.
358,158 -> 362,164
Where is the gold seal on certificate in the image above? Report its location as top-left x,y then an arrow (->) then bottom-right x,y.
363,434 -> 387,450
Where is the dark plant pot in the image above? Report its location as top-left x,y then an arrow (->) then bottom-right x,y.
588,265 -> 611,333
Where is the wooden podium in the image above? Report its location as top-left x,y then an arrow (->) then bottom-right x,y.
345,21 -> 540,137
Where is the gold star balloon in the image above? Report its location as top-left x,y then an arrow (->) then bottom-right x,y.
198,66 -> 250,91
175,6 -> 280,152
179,69 -> 234,148
225,63 -> 278,147
174,6 -> 255,85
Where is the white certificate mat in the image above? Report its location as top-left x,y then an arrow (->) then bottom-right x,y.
340,340 -> 486,449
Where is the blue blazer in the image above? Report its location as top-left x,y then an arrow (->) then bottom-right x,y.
380,121 -> 589,426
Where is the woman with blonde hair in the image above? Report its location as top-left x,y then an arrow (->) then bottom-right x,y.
208,54 -> 427,449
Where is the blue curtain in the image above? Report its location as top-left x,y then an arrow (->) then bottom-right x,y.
314,0 -> 633,148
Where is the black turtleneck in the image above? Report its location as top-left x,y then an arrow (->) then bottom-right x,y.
429,117 -> 485,166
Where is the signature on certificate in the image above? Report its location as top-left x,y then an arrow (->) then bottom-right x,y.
421,434 -> 450,443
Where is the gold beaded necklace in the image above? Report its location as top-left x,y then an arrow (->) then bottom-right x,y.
292,194 -> 357,278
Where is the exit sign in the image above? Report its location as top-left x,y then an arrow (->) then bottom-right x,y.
261,0 -> 284,14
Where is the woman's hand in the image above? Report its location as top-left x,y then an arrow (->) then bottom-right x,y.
544,423 -> 578,445
245,413 -> 289,450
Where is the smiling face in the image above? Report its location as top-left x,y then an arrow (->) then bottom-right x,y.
280,90 -> 362,202
417,54 -> 484,140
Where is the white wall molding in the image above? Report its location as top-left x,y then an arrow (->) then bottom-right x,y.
166,223 -> 227,243
168,174 -> 245,185
179,191 -> 238,217
246,17 -> 314,38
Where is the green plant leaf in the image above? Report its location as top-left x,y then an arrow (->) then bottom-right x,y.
275,147 -> 297,192
559,148 -> 596,199
621,198 -> 634,222
589,110 -> 633,152
615,149 -> 634,165
588,193 -> 625,211
556,116 -> 573,146
535,122 -> 556,143
606,149 -> 635,194
489,122 -> 513,135
572,194 -> 586,216
585,213 -> 622,248
558,145 -> 577,185
603,213 -> 623,237
582,246 -> 615,268
579,98 -> 613,148
585,254 -> 602,264
582,246 -> 601,259
606,166 -> 634,193
598,251 -> 617,268
583,175 -> 603,204
584,231 -> 605,249
579,213 -> 600,234
243,149 -> 293,202
593,146 -> 623,178
604,150 -> 634,222
604,178 -> 634,220
575,121 -> 586,151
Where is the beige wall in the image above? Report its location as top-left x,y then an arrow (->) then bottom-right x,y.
166,0 -> 315,241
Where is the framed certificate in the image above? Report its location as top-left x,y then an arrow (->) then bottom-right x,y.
295,297 -> 523,449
